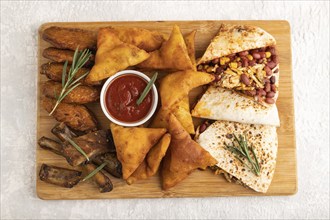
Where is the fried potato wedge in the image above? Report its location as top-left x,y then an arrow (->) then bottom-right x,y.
42,48 -> 95,66
42,26 -> 97,51
184,30 -> 197,71
86,28 -> 150,82
110,123 -> 166,179
137,25 -> 194,71
162,114 -> 217,190
107,27 -> 166,52
42,97 -> 98,132
126,133 -> 171,184
150,97 -> 195,134
40,62 -> 101,86
42,80 -> 100,104
159,70 -> 215,108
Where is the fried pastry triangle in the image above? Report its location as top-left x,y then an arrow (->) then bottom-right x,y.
162,114 -> 217,190
110,123 -> 166,179
86,28 -> 149,82
184,30 -> 197,71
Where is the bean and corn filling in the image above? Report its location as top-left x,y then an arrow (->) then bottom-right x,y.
197,46 -> 279,104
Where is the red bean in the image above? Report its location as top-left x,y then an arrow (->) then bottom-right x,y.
251,49 -> 259,53
266,91 -> 275,98
267,61 -> 277,69
265,83 -> 271,92
241,57 -> 249,67
239,51 -> 249,56
270,76 -> 276,84
268,46 -> 277,55
272,55 -> 279,65
257,59 -> 264,64
216,67 -> 224,74
245,90 -> 257,96
252,52 -> 261,59
259,47 -> 266,52
249,60 -> 256,66
265,98 -> 275,104
240,74 -> 250,85
264,78 -> 270,84
259,52 -> 266,58
257,88 -> 266,96
274,68 -> 279,73
199,123 -> 207,133
265,65 -> 272,76
237,61 -> 242,67
214,74 -> 222,82
271,84 -> 277,92
212,58 -> 219,64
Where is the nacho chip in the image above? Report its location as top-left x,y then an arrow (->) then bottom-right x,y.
150,97 -> 195,134
184,30 -> 197,71
162,114 -> 217,190
86,28 -> 149,82
126,133 -> 171,184
110,123 -> 166,179
137,25 -> 194,71
107,27 -> 166,52
159,70 -> 215,108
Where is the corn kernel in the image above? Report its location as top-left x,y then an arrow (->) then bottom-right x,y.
197,65 -> 203,71
265,52 -> 271,58
247,54 -> 253,61
235,57 -> 241,61
220,57 -> 226,65
229,62 -> 238,69
203,64 -> 209,70
224,57 -> 231,63
206,67 -> 214,73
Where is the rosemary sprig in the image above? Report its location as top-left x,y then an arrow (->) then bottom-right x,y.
225,134 -> 260,176
136,72 -> 158,105
82,162 -> 108,182
65,137 -> 89,162
49,47 -> 92,115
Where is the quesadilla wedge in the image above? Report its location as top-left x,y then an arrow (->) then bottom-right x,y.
110,123 -> 166,179
197,24 -> 279,105
195,120 -> 278,193
192,85 -> 280,126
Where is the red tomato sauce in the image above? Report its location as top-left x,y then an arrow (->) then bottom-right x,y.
105,74 -> 152,122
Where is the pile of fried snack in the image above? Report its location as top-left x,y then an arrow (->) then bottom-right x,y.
39,23 -> 280,193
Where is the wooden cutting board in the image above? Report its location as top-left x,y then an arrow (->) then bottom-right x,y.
36,20 -> 296,199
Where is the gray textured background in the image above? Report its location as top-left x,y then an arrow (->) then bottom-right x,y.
1,1 -> 329,219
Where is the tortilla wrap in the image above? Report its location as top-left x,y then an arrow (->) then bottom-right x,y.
195,120 -> 278,193
191,86 -> 280,127
197,24 -> 276,65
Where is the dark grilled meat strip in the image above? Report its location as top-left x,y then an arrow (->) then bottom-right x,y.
93,153 -> 122,178
40,62 -> 101,86
51,122 -> 78,142
38,136 -> 64,156
39,164 -> 82,188
61,130 -> 112,166
84,163 -> 113,193
42,80 -> 100,104
42,97 -> 98,132
42,47 -> 95,67
42,26 -> 96,51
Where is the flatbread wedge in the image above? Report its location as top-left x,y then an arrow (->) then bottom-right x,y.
195,120 -> 278,193
86,28 -> 150,82
137,25 -> 194,71
126,133 -> 171,184
110,123 -> 166,179
197,24 -> 276,65
162,114 -> 217,190
192,86 -> 280,126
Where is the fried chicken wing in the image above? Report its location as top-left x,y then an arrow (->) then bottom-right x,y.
42,97 -> 98,132
42,80 -> 100,104
42,47 -> 94,66
42,26 -> 97,51
40,62 -> 101,86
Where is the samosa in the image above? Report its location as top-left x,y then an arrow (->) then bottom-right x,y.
110,123 -> 166,179
86,28 -> 149,82
137,25 -> 194,71
126,133 -> 171,184
162,114 -> 217,190
184,30 -> 197,71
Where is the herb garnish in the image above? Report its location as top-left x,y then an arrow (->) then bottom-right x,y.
82,162 -> 108,182
65,137 -> 90,162
49,47 -> 92,115
225,134 -> 260,176
136,72 -> 158,105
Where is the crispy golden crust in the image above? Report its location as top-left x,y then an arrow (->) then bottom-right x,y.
42,26 -> 97,51
41,80 -> 100,104
42,48 -> 95,66
40,62 -> 101,86
42,97 -> 98,132
184,30 -> 197,71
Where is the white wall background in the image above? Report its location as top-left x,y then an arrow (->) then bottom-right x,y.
1,1 -> 329,219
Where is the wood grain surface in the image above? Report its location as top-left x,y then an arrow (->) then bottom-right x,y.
36,20 -> 296,200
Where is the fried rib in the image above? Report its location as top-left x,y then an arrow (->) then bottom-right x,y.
43,47 -> 94,66
42,80 -> 100,104
38,136 -> 64,156
51,122 -> 78,142
42,26 -> 96,51
60,130 -> 112,166
42,97 -> 98,132
93,153 -> 122,178
40,62 -> 101,86
39,164 -> 82,188
84,163 -> 113,193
